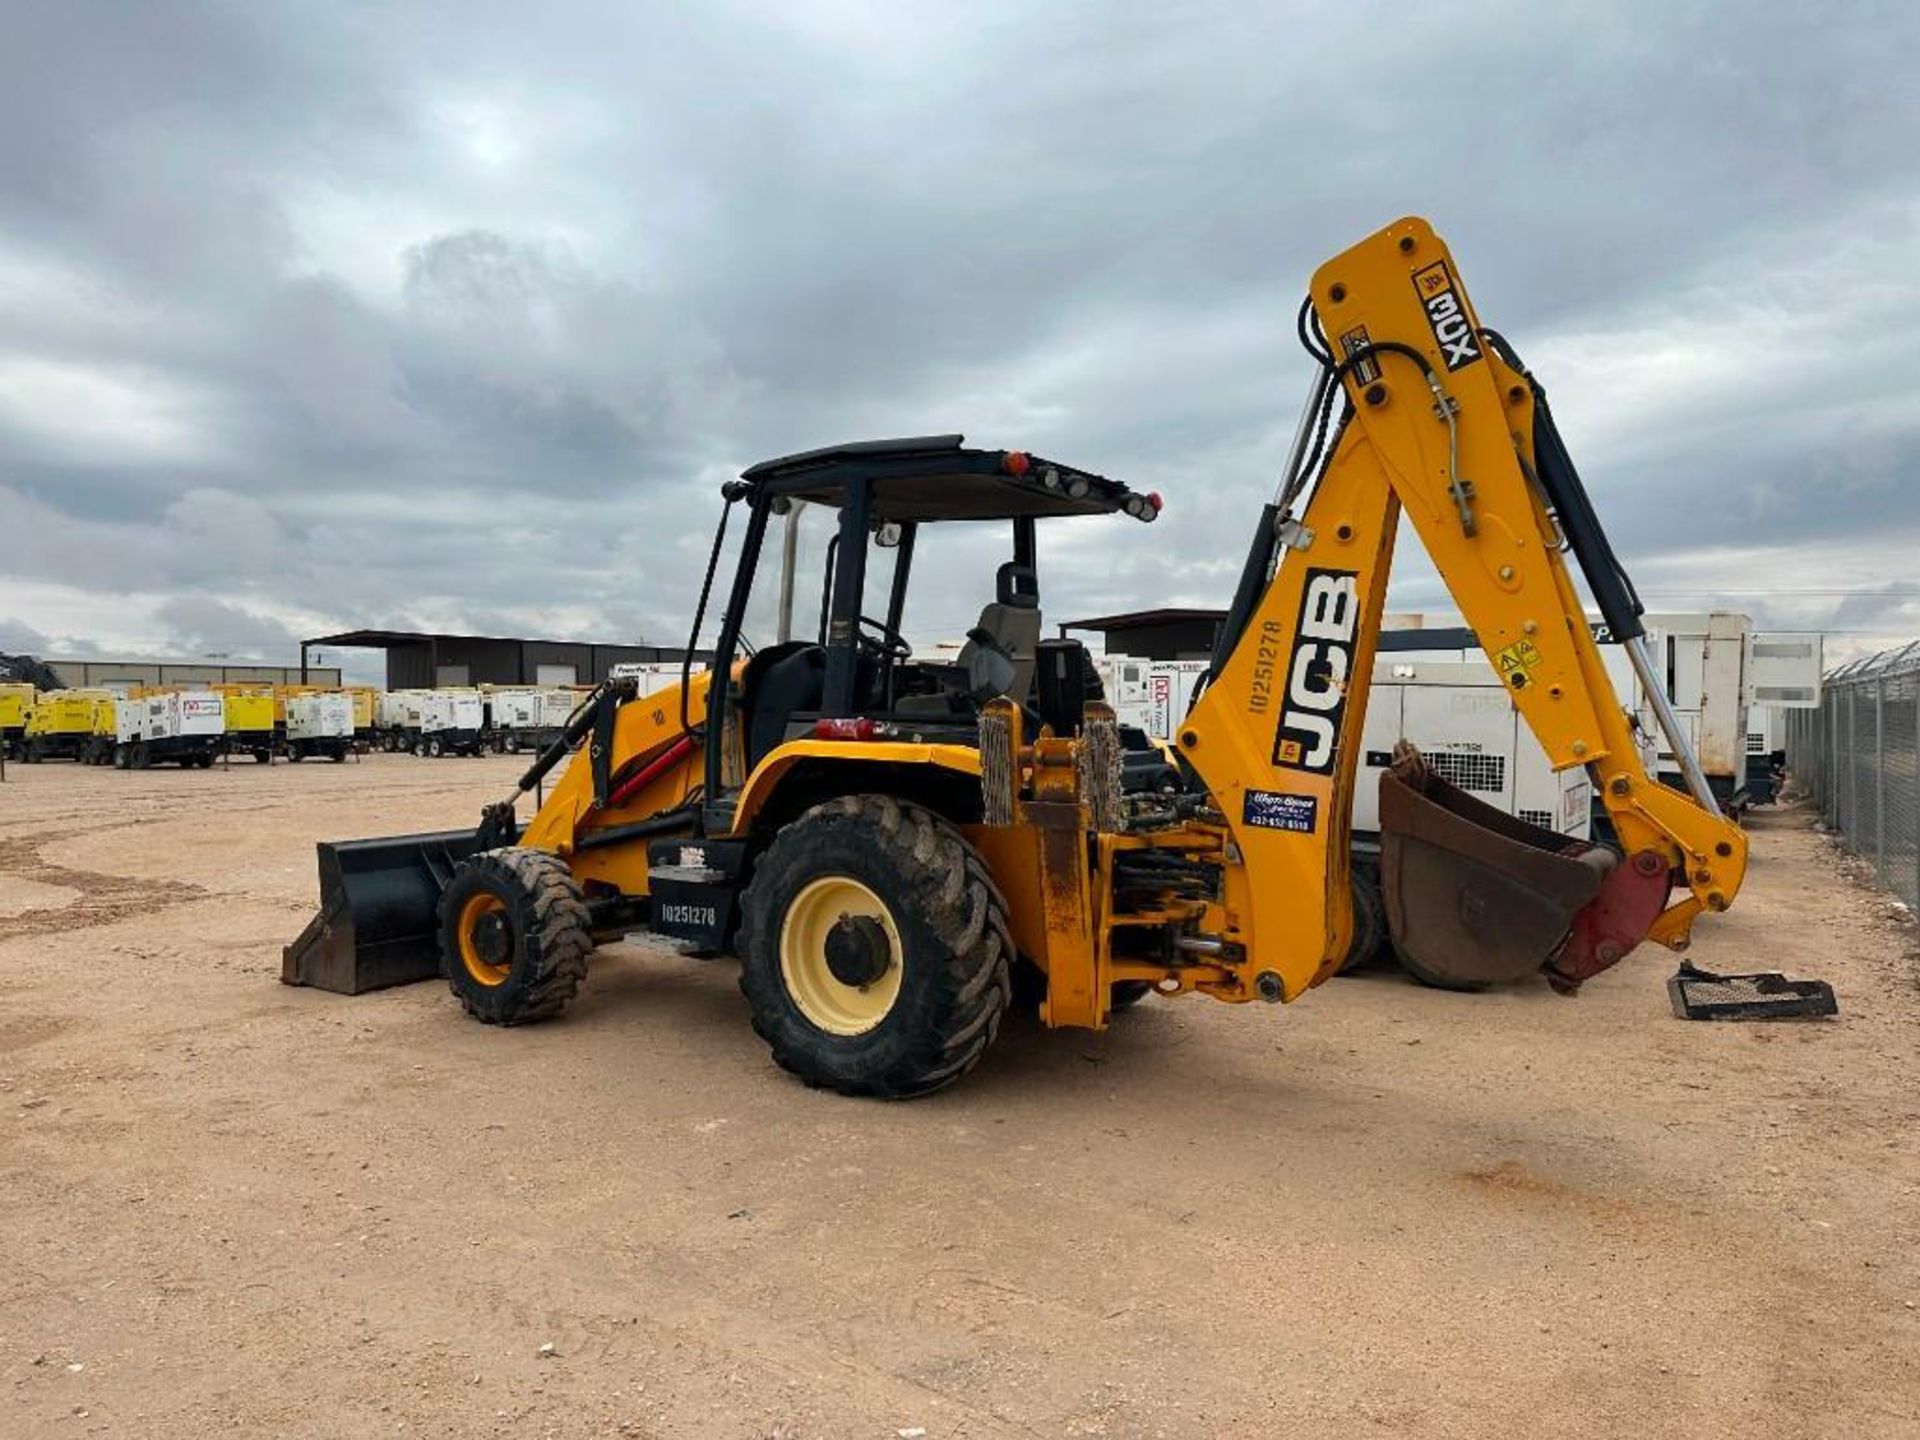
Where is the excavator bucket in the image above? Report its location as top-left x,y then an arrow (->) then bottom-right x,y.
1377,749 -> 1616,989
281,829 -> 483,994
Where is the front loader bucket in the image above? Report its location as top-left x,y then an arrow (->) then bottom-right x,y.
281,829 -> 484,994
1378,750 -> 1614,989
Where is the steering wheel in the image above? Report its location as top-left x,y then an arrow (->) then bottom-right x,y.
856,615 -> 912,660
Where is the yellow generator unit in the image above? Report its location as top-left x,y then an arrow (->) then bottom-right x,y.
223,691 -> 278,764
1,682 -> 36,760
23,691 -> 112,763
343,687 -> 379,739
85,695 -> 117,766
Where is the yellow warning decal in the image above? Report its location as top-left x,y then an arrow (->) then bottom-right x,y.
1492,638 -> 1543,688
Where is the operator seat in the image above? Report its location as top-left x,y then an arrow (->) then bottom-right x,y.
738,642 -> 826,770
956,562 -> 1041,702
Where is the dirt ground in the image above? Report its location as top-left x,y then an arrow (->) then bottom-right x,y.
1,754 -> 1916,1440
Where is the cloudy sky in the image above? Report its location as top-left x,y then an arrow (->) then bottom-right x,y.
2,1 -> 1916,682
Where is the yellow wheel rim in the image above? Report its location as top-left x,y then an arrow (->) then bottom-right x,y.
778,876 -> 903,1036
457,893 -> 511,987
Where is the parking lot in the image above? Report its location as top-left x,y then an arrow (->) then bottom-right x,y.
2,755 -> 1917,1438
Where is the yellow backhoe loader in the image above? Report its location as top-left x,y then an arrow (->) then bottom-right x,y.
286,217 -> 1758,1095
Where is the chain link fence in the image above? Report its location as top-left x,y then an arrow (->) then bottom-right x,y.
1784,639 -> 1920,910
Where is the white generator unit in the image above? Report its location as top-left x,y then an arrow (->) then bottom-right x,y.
1386,612 -> 1797,813
418,691 -> 485,757
1743,632 -> 1823,803
488,687 -> 578,753
286,693 -> 354,762
115,690 -> 226,769
376,690 -> 428,752
609,661 -> 706,696
1098,657 -> 1209,738
485,686 -> 539,730
1600,616 -> 1816,811
1355,661 -> 1591,841
1635,613 -> 1751,808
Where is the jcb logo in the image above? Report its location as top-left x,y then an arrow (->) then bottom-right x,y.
1412,261 -> 1481,371
1272,568 -> 1357,774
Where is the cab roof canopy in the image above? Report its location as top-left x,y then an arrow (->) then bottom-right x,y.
741,434 -> 1148,523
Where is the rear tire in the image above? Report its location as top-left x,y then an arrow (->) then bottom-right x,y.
428,736 -> 444,758
438,848 -> 593,1025
1338,862 -> 1389,975
738,795 -> 1012,1099
503,734 -> 519,755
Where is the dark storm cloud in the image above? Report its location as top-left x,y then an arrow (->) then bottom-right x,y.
2,0 -> 1917,665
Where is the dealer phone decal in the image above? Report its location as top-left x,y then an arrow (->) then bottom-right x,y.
1243,790 -> 1319,834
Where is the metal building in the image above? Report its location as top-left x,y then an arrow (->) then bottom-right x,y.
1060,608 -> 1227,661
43,656 -> 342,689
302,630 -> 705,689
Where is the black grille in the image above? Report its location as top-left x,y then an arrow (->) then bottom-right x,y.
1426,750 -> 1505,794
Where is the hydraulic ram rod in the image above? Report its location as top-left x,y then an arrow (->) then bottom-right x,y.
1623,633 -> 1721,814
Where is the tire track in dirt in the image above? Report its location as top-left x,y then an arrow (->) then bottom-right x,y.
0,832 -> 208,941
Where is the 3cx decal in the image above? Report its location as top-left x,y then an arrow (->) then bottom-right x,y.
1411,260 -> 1481,371
1271,567 -> 1358,774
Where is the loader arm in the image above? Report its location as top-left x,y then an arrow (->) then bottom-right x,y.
1182,216 -> 1746,1002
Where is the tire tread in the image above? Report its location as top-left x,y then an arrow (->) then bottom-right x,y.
737,795 -> 1011,1099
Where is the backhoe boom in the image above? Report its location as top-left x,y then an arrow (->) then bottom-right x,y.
1183,216 -> 1746,1000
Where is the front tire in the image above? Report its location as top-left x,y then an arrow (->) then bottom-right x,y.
738,795 -> 1012,1099
438,848 -> 593,1025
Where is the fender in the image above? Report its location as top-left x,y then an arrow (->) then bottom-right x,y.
728,739 -> 984,835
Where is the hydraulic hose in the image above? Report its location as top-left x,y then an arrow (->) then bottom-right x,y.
681,490 -> 741,740
1478,328 -> 1645,643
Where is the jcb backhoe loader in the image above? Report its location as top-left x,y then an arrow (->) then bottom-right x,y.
285,217 -> 1747,1096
